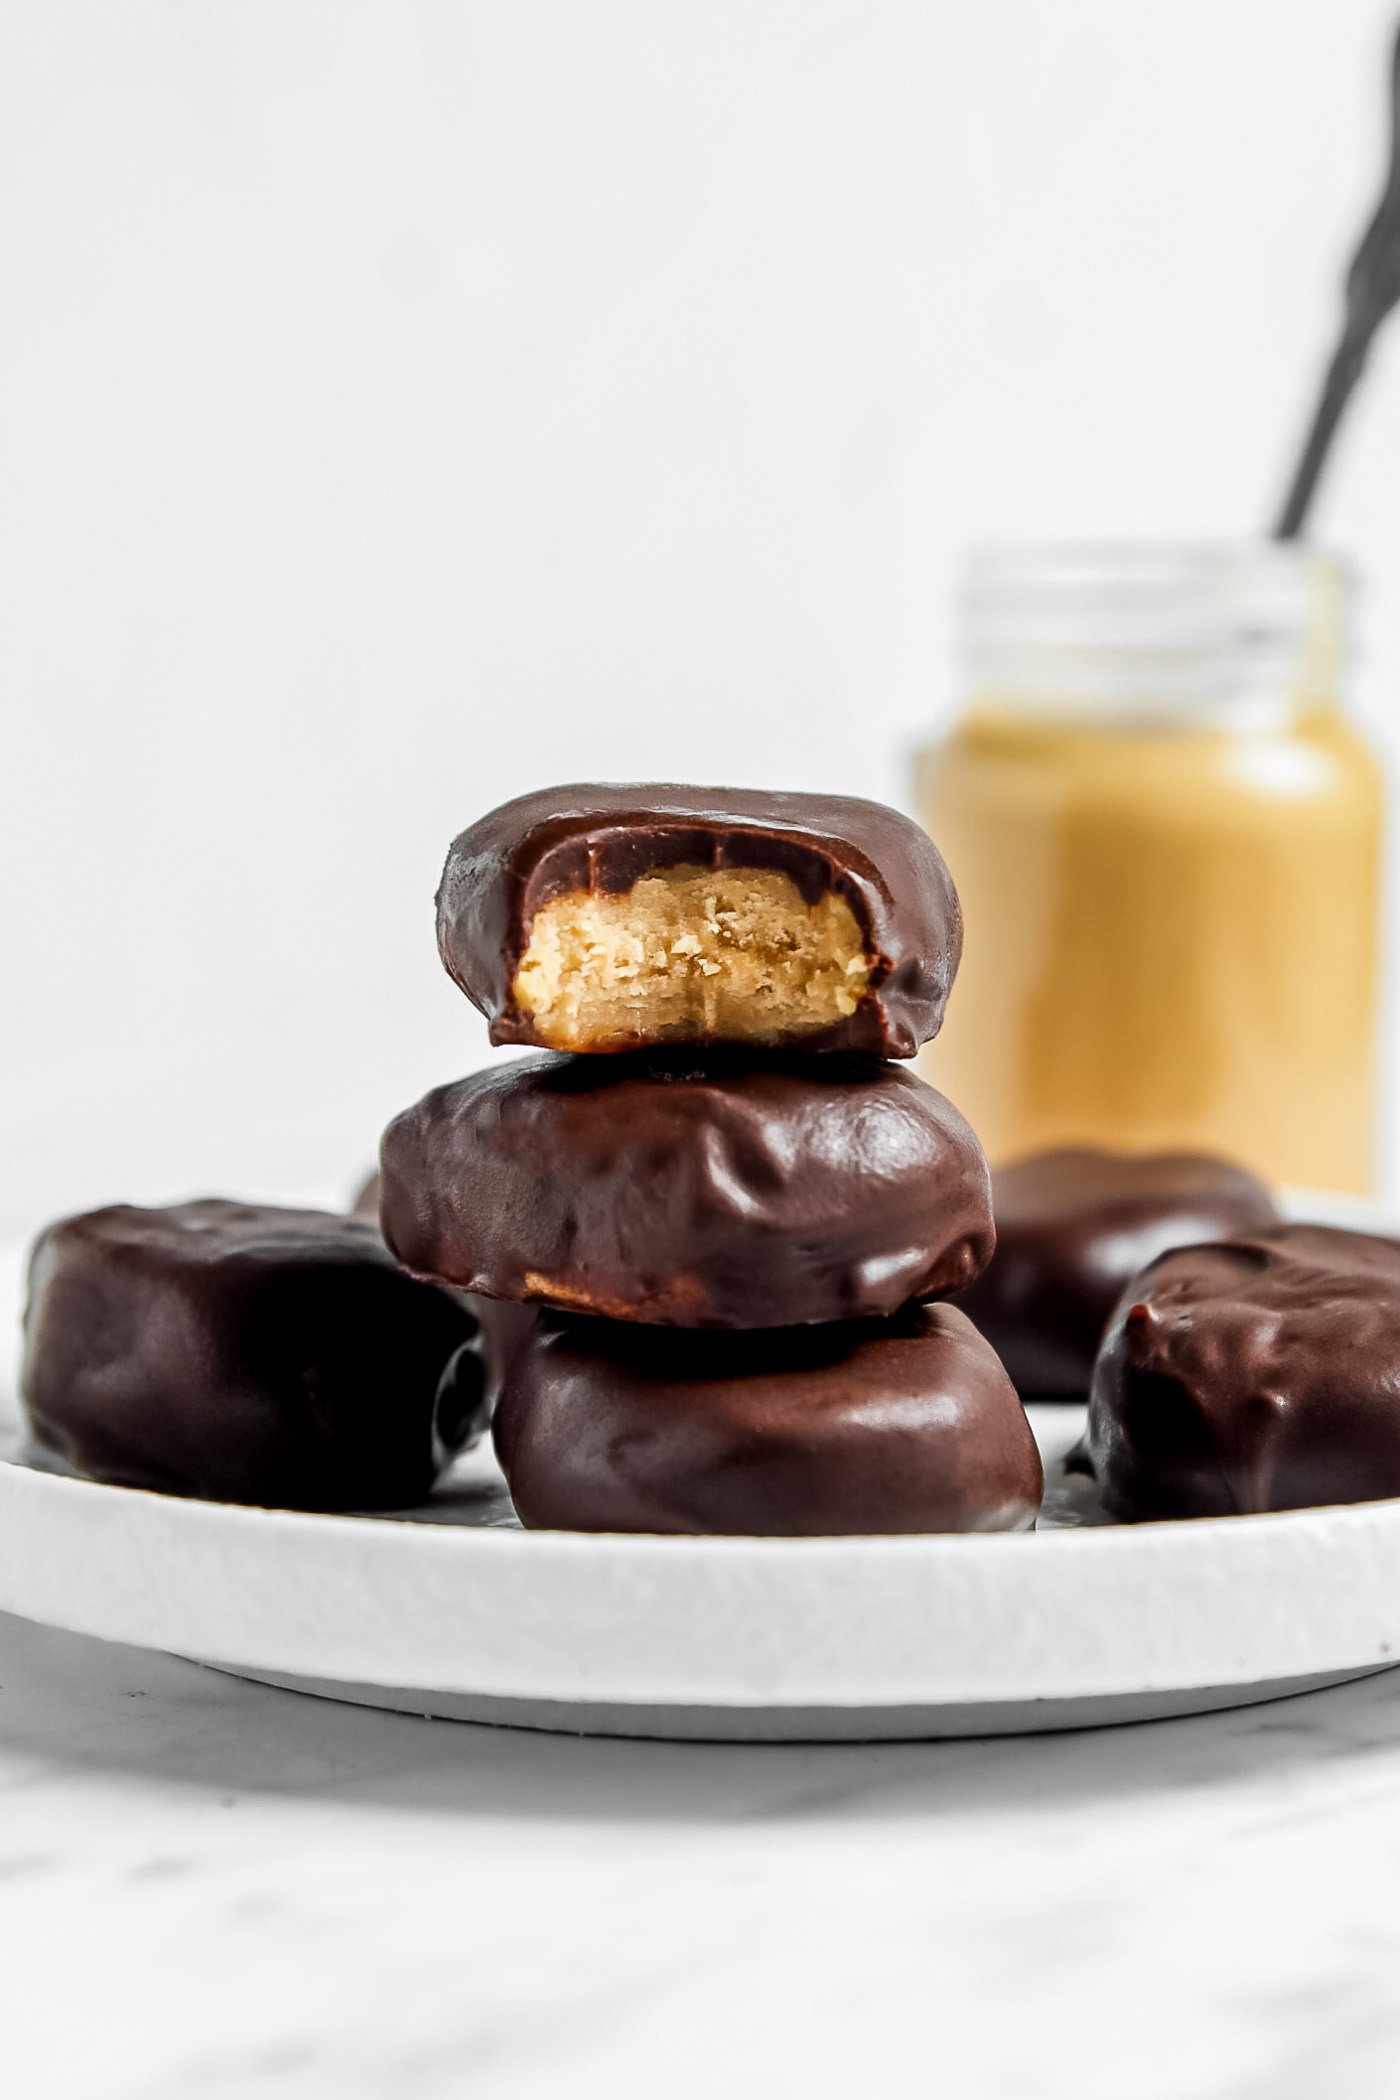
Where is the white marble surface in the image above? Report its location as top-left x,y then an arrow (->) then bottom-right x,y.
5,1612 -> 1400,2098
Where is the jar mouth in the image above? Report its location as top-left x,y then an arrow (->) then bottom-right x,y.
959,541 -> 1350,721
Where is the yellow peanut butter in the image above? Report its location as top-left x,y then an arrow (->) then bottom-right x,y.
916,699 -> 1382,1193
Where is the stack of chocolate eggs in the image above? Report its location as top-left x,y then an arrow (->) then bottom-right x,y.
378,784 -> 1043,1534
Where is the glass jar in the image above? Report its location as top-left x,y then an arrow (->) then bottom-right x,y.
914,544 -> 1384,1193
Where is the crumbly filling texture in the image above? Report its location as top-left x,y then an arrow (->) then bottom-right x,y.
511,866 -> 872,1050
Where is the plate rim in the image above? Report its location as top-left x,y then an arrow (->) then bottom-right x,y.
5,1448 -> 1400,1713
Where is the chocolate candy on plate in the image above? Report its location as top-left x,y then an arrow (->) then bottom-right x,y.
494,1301 -> 1042,1535
21,1200 -> 486,1509
1082,1224 -> 1400,1519
436,783 -> 962,1057
957,1147 -> 1277,1399
380,1050 -> 994,1329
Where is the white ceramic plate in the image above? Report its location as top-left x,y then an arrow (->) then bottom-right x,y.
2,1198 -> 1397,1741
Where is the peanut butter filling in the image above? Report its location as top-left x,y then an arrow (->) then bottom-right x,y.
511,865 -> 871,1051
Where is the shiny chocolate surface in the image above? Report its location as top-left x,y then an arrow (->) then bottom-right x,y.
494,1300 -> 1042,1535
379,1049 -> 994,1328
1082,1223 -> 1400,1518
353,1167 -> 537,1409
957,1148 -> 1278,1399
21,1200 -> 486,1509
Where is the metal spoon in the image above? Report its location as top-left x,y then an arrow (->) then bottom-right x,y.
1275,21 -> 1400,538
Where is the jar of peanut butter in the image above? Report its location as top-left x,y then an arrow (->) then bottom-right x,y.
915,544 -> 1384,1193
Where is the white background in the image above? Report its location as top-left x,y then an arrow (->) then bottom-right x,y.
3,0 -> 1399,1243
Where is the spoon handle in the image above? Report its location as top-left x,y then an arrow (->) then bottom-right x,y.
1275,24 -> 1400,539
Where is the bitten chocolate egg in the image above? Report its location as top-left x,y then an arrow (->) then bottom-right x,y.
435,783 -> 962,1057
956,1148 -> 1278,1399
493,1301 -> 1043,1535
1081,1224 -> 1400,1519
379,1050 -> 995,1329
21,1200 -> 487,1508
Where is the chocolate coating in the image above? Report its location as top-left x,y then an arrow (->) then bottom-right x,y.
21,1201 -> 488,1509
956,1148 -> 1278,1399
380,1050 -> 995,1328
494,1302 -> 1042,1535
435,782 -> 962,1058
352,1167 -> 534,1408
1082,1224 -> 1400,1519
